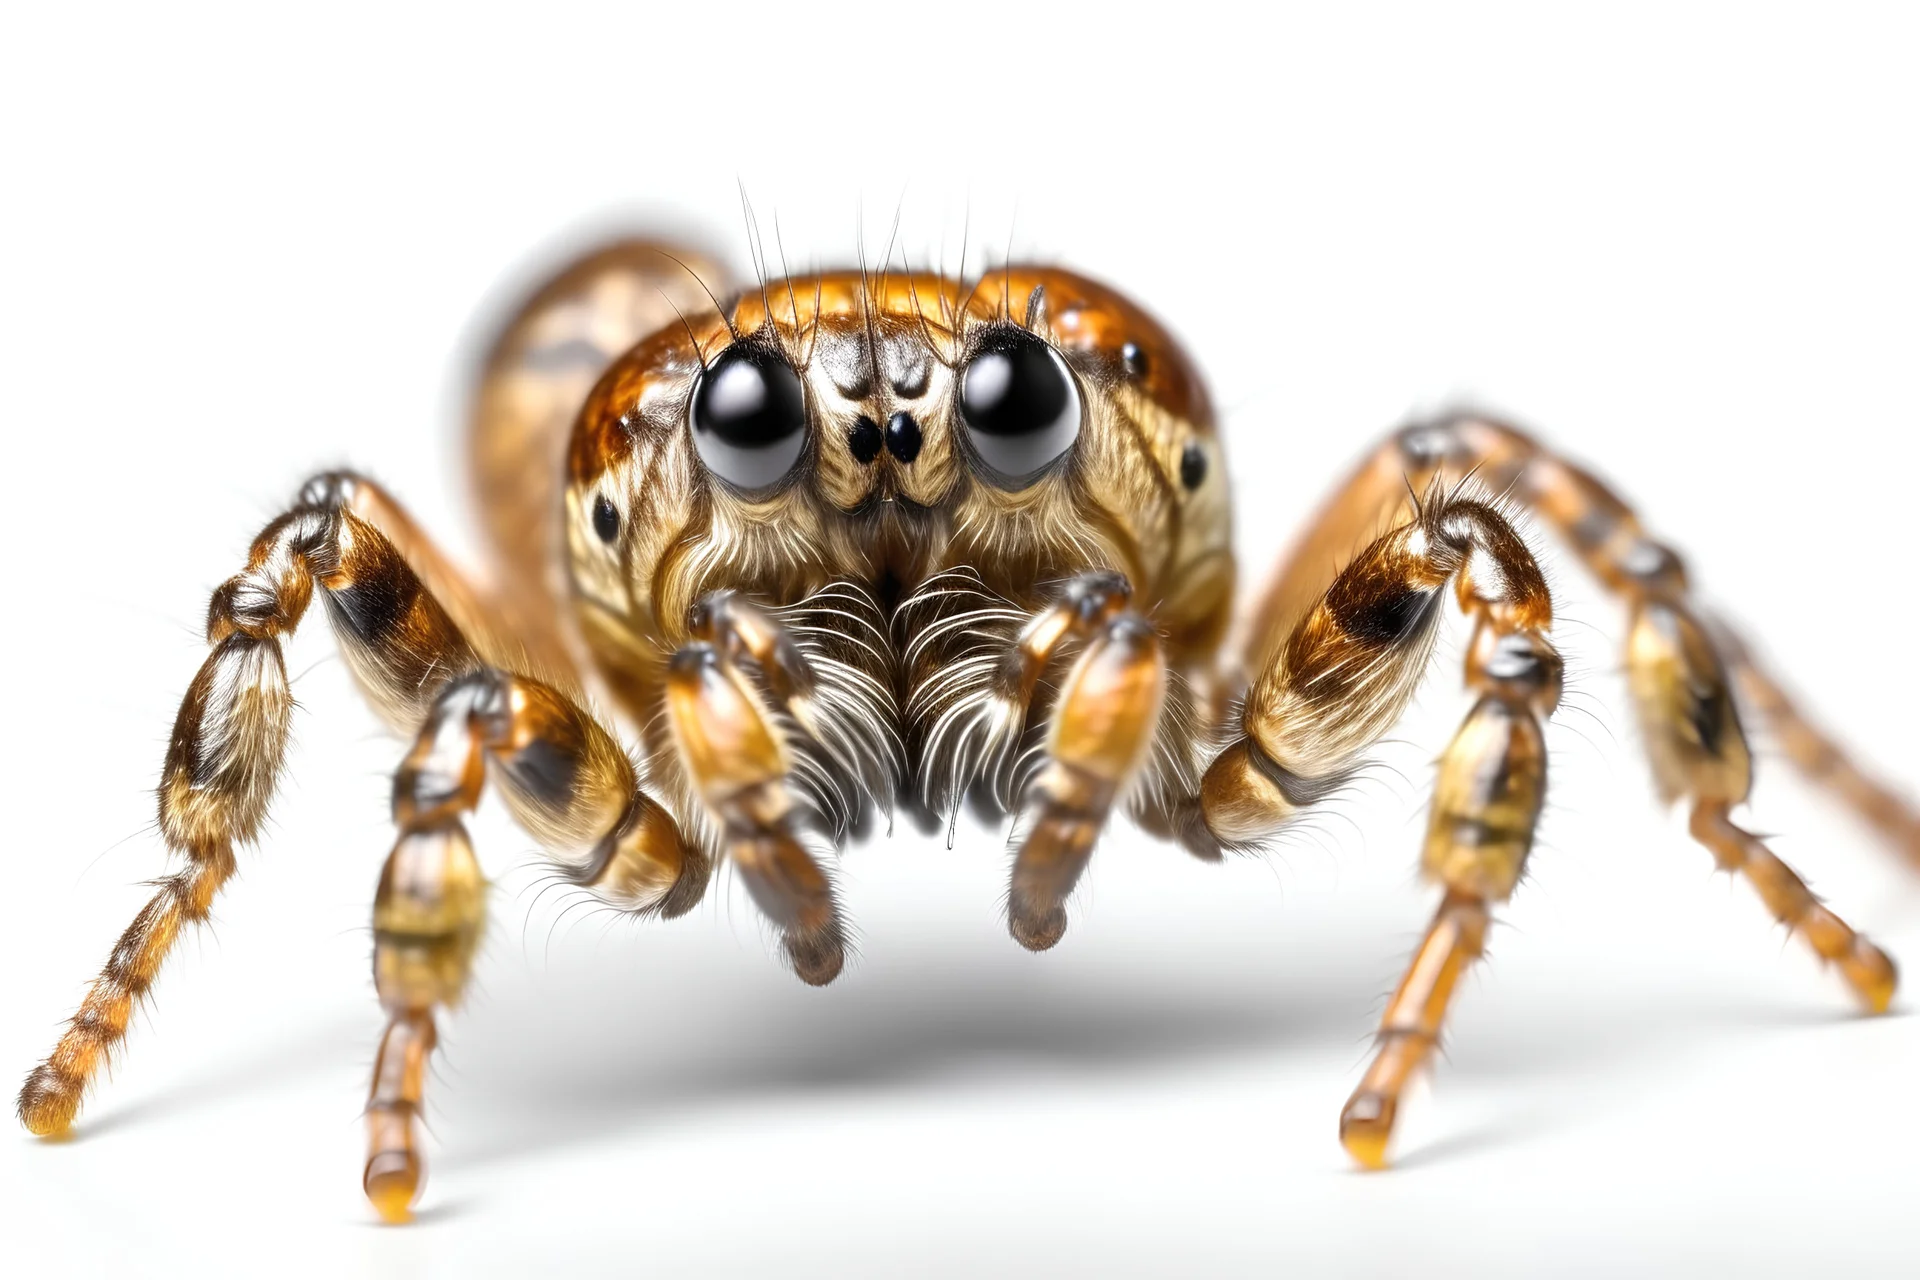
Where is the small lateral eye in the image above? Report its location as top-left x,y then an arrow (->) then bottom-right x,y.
689,343 -> 808,491
591,494 -> 620,542
957,329 -> 1082,486
1179,441 -> 1207,490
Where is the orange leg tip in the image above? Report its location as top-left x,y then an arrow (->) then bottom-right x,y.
364,1151 -> 421,1225
1339,1091 -> 1397,1171
1843,942 -> 1897,1016
17,1067 -> 80,1137
21,1110 -> 76,1139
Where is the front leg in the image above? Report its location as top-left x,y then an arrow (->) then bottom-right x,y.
900,569 -> 1176,950
665,583 -> 903,985
664,641 -> 847,985
1008,610 -> 1167,950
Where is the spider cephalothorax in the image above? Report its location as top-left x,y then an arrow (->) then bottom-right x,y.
18,231 -> 1908,1223
558,265 -> 1235,892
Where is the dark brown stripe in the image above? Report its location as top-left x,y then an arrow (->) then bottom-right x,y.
323,554 -> 422,650
1331,581 -> 1442,646
500,736 -> 580,813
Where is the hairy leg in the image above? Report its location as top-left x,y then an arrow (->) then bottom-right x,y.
1281,415 -> 1900,1006
688,586 -> 903,839
1199,482 -> 1565,1166
1201,487 -> 1555,845
1711,623 -> 1920,867
897,569 -> 1183,948
663,585 -> 903,985
1251,411 -> 1920,868
18,473 -> 480,1135
364,667 -> 697,1220
1630,602 -> 1894,1011
14,471 -> 693,1170
1229,416 -> 1899,1168
1000,577 -> 1169,950
1338,615 -> 1561,1167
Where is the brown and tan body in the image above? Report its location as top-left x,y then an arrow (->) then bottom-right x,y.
546,260 -> 1234,852
16,231 -> 1912,1221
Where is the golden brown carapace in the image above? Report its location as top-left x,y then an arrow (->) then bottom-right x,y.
16,231 -> 1910,1221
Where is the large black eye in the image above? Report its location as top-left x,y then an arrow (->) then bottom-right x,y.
957,329 -> 1082,485
689,343 -> 808,491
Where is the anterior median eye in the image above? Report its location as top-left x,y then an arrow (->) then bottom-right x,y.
689,343 -> 808,491
957,329 -> 1082,486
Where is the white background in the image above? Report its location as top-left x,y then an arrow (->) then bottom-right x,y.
4,3 -> 1918,1276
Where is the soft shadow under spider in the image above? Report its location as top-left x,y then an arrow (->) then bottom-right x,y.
1382,1113 -> 1550,1172
59,1013 -> 364,1143
1442,990 -> 1903,1083
441,935 -> 1384,1170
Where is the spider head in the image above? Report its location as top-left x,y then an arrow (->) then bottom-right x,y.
564,263 -> 1232,653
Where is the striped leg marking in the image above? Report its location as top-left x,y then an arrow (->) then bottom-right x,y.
364,668 -> 696,1221
1205,484 -> 1563,1169
17,474 -> 478,1137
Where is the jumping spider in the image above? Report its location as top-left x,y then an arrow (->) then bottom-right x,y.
17,231 -> 1910,1222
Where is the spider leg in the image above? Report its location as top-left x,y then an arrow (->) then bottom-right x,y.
1256,413 -> 1901,1008
1008,605 -> 1167,950
1197,485 -> 1564,1168
1338,613 -> 1562,1169
18,471 -> 479,1138
665,586 -> 903,986
366,667 -> 696,1221
898,569 -> 1170,949
14,472 -> 697,1225
1226,415 -> 1899,1170
665,639 -> 845,984
1711,623 -> 1920,865
1632,603 -> 1895,1010
1252,411 -> 1920,867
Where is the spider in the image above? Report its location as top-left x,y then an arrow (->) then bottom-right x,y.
17,229 -> 1912,1224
